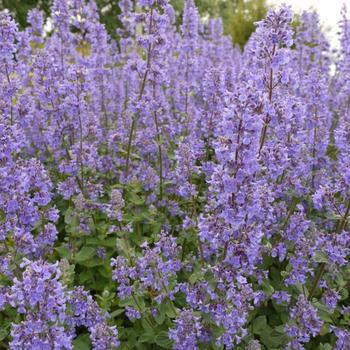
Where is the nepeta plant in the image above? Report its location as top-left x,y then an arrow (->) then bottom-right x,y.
0,0 -> 350,349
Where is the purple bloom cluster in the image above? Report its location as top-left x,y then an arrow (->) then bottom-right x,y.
7,259 -> 72,349
2,260 -> 119,349
169,309 -> 205,350
111,232 -> 181,305
0,119 -> 58,264
70,287 -> 120,349
285,296 -> 323,349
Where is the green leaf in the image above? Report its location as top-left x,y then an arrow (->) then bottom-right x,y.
78,269 -> 94,284
189,268 -> 203,284
118,296 -> 133,308
86,237 -> 116,247
138,330 -> 156,343
260,330 -> 287,348
0,327 -> 8,341
340,288 -> 349,300
155,331 -> 173,349
314,302 -> 334,323
75,246 -> 95,263
252,316 -> 268,335
110,309 -> 125,318
79,257 -> 104,268
55,245 -> 71,258
320,323 -> 329,336
73,334 -> 91,350
335,273 -> 347,288
161,299 -> 177,318
121,329 -> 139,349
314,251 -> 328,263
261,280 -> 275,297
64,207 -> 79,227
154,307 -> 166,325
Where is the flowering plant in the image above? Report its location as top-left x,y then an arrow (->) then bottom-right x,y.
0,1 -> 350,349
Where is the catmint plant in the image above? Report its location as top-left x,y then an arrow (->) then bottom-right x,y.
0,0 -> 350,349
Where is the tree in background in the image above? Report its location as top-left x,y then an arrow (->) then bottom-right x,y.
0,0 -> 267,47
173,0 -> 267,48
220,0 -> 267,48
0,0 -> 51,29
0,0 -> 122,34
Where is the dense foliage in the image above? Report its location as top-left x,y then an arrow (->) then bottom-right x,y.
0,0 -> 350,349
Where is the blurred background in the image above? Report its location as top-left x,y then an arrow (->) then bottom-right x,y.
0,0 -> 345,47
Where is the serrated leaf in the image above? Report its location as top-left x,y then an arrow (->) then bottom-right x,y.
340,288 -> 349,300
189,269 -> 202,284
55,245 -> 71,258
79,257 -> 104,268
0,328 -> 8,341
138,330 -> 156,343
155,331 -> 173,349
260,330 -> 287,348
118,297 -> 133,307
314,302 -> 334,323
110,309 -> 125,318
261,280 -> 274,296
314,251 -> 328,263
73,334 -> 91,350
75,246 -> 95,263
161,299 -> 177,318
78,269 -> 94,283
64,208 -> 78,226
252,316 -> 269,335
320,323 -> 329,336
154,307 -> 166,325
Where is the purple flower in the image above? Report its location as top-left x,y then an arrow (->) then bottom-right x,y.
7,259 -> 73,349
334,328 -> 350,350
169,310 -> 204,350
285,295 -> 322,348
125,307 -> 141,321
272,291 -> 291,305
322,289 -> 340,312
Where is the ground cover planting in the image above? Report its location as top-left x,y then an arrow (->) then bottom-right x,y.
0,0 -> 350,349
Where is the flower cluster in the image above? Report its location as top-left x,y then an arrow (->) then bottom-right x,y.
2,260 -> 119,349
111,232 -> 181,314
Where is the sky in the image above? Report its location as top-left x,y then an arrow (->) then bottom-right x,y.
269,0 -> 346,46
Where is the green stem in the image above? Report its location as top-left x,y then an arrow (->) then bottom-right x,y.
156,270 -> 177,316
184,52 -> 189,135
100,75 -> 109,131
308,263 -> 326,301
311,107 -> 318,190
258,45 -> 275,157
124,7 -> 154,176
221,120 -> 243,262
191,195 -> 204,265
131,294 -> 155,328
337,198 -> 350,233
153,82 -> 163,200
125,118 -> 135,176
308,198 -> 350,300
76,78 -> 85,195
5,63 -> 13,126
0,341 -> 9,349
258,121 -> 268,157
281,198 -> 298,231
222,241 -> 228,262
